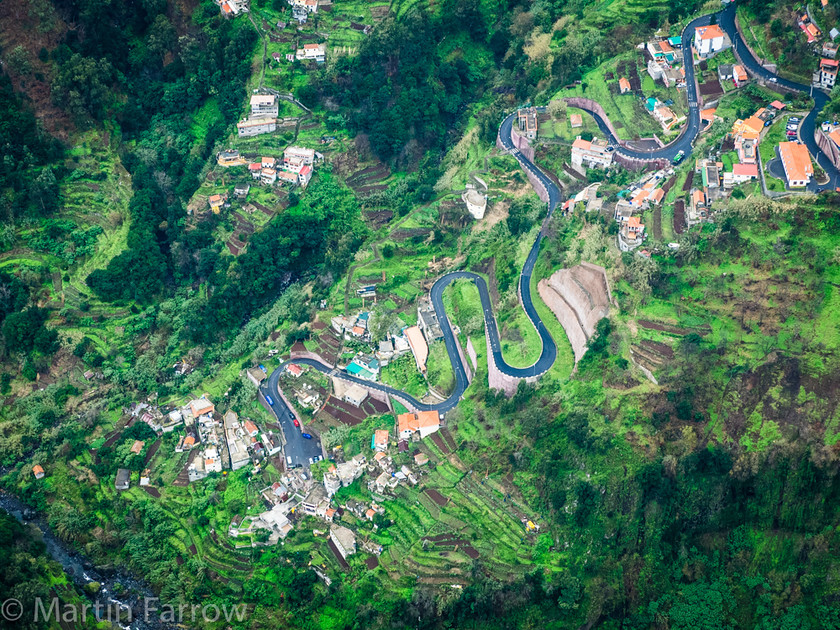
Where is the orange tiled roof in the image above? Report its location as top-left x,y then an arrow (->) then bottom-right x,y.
397,412 -> 417,434
619,77 -> 631,91
417,410 -> 440,428
696,24 -> 724,40
700,108 -> 716,122
778,141 -> 813,182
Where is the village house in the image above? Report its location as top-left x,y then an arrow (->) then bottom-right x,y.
723,163 -> 759,188
190,398 -> 215,418
287,363 -> 303,377
571,137 -> 614,169
372,429 -> 389,452
517,106 -> 538,139
208,193 -> 227,213
330,525 -> 357,559
694,24 -> 728,58
261,168 -> 278,185
778,141 -> 813,188
250,94 -> 279,118
824,41 -> 838,59
647,39 -> 678,63
652,104 -> 678,131
247,367 -> 266,387
731,116 -> 763,164
32,465 -> 45,479
237,118 -> 277,138
404,325 -> 428,373
224,412 -> 250,471
302,485 -> 330,517
284,146 -> 316,165
276,170 -> 299,186
697,158 -> 722,200
140,470 -> 151,486
414,453 -> 429,466
820,58 -> 839,89
700,107 -> 717,128
717,64 -> 733,81
647,59 -> 685,88
288,0 -> 318,13
244,419 -> 259,437
619,216 -> 645,251
217,149 -> 241,167
799,14 -> 822,43
262,432 -> 283,457
234,182 -> 250,199
115,468 -> 130,491
733,65 -> 749,87
254,504 -> 294,540
130,440 -> 145,455
343,383 -> 368,407
176,433 -> 197,452
569,113 -> 583,128
618,77 -> 631,93
689,189 -> 708,224
397,410 -> 441,440
248,162 -> 262,179
417,299 -> 443,343
296,43 -> 326,63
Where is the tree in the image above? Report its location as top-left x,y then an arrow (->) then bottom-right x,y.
2,308 -> 56,355
52,54 -> 115,122
28,167 -> 59,215
548,99 -> 567,121
507,196 -> 542,235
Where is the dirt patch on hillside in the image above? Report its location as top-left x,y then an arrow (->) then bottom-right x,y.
424,488 -> 449,506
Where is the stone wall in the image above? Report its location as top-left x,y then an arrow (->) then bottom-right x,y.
816,128 -> 840,170
290,349 -> 336,368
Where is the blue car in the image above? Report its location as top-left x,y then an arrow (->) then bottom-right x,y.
265,395 -> 274,406
259,364 -> 267,373
301,433 -> 313,440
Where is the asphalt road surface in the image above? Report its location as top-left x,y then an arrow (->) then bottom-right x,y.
261,367 -> 324,469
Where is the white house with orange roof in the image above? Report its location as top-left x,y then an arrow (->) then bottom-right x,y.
296,43 -> 326,63
778,141 -> 813,188
571,137 -> 613,169
820,58 -> 839,88
619,216 -> 645,251
397,410 -> 441,440
694,24 -> 728,57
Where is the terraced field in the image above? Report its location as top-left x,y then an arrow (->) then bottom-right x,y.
369,440 -> 551,583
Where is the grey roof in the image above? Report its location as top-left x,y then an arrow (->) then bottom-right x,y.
116,468 -> 130,488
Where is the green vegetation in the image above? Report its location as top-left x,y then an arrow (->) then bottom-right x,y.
5,0 -> 840,628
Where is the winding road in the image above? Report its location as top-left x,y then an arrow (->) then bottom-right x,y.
264,1 -> 840,468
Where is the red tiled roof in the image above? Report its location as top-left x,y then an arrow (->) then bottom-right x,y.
732,163 -> 758,176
